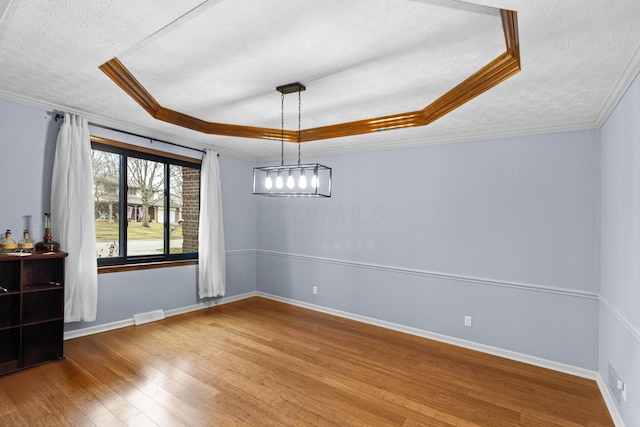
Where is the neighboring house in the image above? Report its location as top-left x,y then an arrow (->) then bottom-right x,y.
95,187 -> 182,224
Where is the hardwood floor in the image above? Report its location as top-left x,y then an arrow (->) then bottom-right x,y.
0,297 -> 613,426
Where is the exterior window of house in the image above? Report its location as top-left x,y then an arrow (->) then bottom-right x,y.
91,136 -> 201,267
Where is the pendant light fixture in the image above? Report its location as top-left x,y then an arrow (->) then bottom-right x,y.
253,83 -> 332,197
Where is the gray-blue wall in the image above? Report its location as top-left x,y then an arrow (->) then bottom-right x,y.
600,72 -> 640,427
0,102 -> 58,240
256,131 -> 600,370
0,100 -> 258,333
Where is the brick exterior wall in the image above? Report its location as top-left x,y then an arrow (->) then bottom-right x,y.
182,167 -> 200,253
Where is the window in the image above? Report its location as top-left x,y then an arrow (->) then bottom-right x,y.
91,136 -> 201,267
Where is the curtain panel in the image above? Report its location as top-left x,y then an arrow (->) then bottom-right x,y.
198,149 -> 226,298
51,113 -> 98,322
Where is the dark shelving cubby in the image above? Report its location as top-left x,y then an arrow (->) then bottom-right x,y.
0,294 -> 20,328
0,251 -> 67,375
22,257 -> 64,289
23,288 -> 64,325
0,328 -> 20,372
22,320 -> 64,367
0,261 -> 20,293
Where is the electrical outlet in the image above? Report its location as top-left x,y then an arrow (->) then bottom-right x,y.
312,286 -> 318,295
464,315 -> 472,327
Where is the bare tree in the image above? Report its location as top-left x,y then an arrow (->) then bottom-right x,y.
128,158 -> 163,228
92,150 -> 119,220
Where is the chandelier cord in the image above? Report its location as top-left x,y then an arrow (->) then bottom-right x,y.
297,90 -> 301,166
280,92 -> 284,166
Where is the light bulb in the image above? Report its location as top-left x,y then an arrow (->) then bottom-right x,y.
298,169 -> 307,189
311,172 -> 317,189
286,170 -> 295,189
265,173 -> 273,190
275,171 -> 283,189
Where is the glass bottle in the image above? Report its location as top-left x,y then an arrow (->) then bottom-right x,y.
0,230 -> 17,254
35,213 -> 61,252
18,229 -> 34,253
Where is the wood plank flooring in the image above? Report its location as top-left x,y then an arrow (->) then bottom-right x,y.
0,297 -> 613,426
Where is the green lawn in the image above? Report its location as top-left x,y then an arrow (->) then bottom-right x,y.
95,220 -> 183,241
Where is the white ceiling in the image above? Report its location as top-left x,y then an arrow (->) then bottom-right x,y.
0,0 -> 639,161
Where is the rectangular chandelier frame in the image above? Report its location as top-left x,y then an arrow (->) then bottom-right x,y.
253,163 -> 332,197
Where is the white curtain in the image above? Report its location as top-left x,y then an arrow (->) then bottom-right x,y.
198,149 -> 226,298
51,113 -> 98,322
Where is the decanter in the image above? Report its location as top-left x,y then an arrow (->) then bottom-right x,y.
0,230 -> 17,254
18,229 -> 35,253
35,213 -> 61,252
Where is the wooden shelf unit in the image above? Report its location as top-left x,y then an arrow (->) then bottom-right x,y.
0,251 -> 67,375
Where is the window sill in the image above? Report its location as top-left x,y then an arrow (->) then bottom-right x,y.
98,259 -> 198,274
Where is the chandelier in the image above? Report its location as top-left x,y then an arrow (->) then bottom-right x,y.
253,83 -> 332,197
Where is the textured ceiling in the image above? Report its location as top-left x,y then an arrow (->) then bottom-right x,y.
0,0 -> 639,161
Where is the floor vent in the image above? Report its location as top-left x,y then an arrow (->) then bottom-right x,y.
608,363 -> 623,404
133,309 -> 165,326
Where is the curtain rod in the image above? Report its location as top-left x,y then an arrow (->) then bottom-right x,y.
54,114 -> 216,156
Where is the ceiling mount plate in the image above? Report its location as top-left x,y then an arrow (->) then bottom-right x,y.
276,82 -> 306,94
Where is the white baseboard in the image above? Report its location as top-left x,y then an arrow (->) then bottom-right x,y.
257,292 -> 597,379
596,375 -> 626,427
64,318 -> 135,340
164,291 -> 257,317
63,291 -> 257,340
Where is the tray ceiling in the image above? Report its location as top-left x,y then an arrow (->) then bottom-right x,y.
0,0 -> 639,160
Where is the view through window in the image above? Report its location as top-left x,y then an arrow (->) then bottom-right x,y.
91,137 -> 200,266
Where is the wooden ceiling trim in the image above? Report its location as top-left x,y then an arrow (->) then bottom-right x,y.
299,111 -> 425,142
99,58 -> 161,118
421,52 -> 520,125
501,9 -> 520,61
100,10 -> 519,144
153,108 -> 293,141
299,10 -> 520,142
100,58 -> 291,141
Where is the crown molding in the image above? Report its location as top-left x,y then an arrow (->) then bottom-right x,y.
0,89 -> 257,161
594,42 -> 640,127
